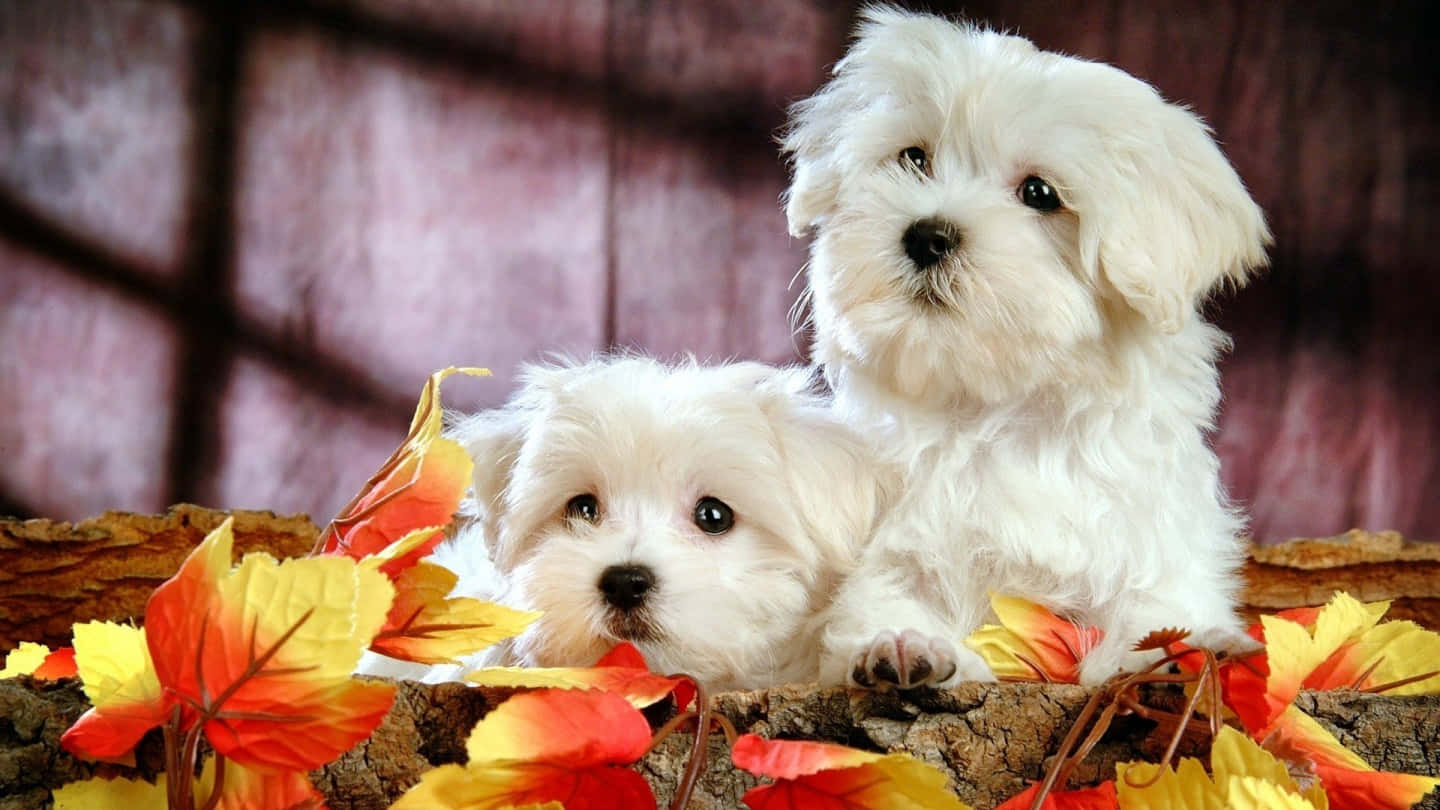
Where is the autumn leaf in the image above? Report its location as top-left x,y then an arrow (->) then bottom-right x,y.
321,367 -> 488,569
1116,726 -> 1347,810
35,646 -> 79,679
369,559 -> 538,665
52,756 -> 326,810
196,755 -> 328,810
1264,705 -> 1439,810
731,733 -> 971,810
1165,637 -> 1271,733
996,782 -> 1118,809
466,642 -> 692,709
52,774 -> 168,809
61,622 -> 170,759
0,641 -> 50,677
392,688 -> 656,810
1,641 -> 74,679
964,595 -> 1103,683
142,517 -> 397,772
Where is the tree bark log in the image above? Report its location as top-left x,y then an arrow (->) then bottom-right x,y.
0,505 -> 318,650
3,677 -> 1435,810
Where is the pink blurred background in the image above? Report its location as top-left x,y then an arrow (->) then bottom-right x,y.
1,1 -> 1435,542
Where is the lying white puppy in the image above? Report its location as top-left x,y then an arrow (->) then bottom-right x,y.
783,8 -> 1271,687
368,356 -> 893,692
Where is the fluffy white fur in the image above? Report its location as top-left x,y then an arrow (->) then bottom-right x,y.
783,8 -> 1271,687
363,356 -> 893,691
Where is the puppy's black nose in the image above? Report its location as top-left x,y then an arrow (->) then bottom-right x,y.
902,218 -> 959,269
599,564 -> 655,611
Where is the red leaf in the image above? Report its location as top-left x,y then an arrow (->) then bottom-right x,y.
34,647 -> 78,680
995,782 -> 1119,809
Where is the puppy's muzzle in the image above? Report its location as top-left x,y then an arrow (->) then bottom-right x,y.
902,218 -> 961,270
599,564 -> 655,611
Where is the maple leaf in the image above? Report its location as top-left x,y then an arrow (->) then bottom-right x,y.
466,641 -> 693,709
61,622 -> 170,759
1,641 -> 77,679
731,733 -> 971,810
392,688 -> 656,810
368,559 -> 539,665
52,773 -> 168,809
141,518 -> 397,772
320,367 -> 488,570
196,755 -> 328,810
52,756 -> 326,810
1264,705 -> 1439,810
35,646 -> 79,679
964,595 -> 1103,683
1192,593 -> 1440,739
1,641 -> 51,678
996,782 -> 1119,809
1115,725 -> 1365,810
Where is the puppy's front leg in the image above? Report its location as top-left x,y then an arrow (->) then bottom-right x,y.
819,549 -> 994,689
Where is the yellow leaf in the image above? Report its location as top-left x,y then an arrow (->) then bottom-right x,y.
0,641 -> 52,678
52,775 -> 168,809
1314,619 -> 1440,695
389,764 -> 564,810
1225,777 -> 1322,810
143,517 -> 398,772
1117,758 -> 1225,810
215,551 -> 395,682
964,594 -> 1101,683
370,561 -> 539,664
71,622 -> 162,712
1211,726 -> 1301,795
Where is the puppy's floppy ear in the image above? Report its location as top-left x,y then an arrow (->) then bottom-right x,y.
445,405 -> 528,564
756,368 -> 899,573
781,94 -> 847,238
1078,95 -> 1271,334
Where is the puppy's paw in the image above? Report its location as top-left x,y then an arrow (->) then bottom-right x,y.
850,629 -> 991,689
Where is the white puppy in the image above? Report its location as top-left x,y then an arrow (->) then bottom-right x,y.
416,356 -> 892,693
783,8 -> 1271,688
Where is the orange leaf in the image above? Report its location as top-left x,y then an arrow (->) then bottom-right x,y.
199,756 -> 327,810
467,688 -> 652,767
35,646 -> 79,679
369,560 -> 538,665
996,782 -> 1119,810
321,367 -> 487,567
733,734 -> 970,810
1166,641 -> 1272,734
143,518 -> 396,772
1267,706 -> 1439,810
62,622 -> 170,760
466,642 -> 691,709
964,595 -> 1103,683
393,688 -> 656,810
393,762 -> 648,810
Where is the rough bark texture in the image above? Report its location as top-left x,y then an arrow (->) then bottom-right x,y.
1241,529 -> 1440,628
0,505 -> 318,650
1,677 -> 1435,809
5,674 -> 1434,807
2,509 -> 1438,807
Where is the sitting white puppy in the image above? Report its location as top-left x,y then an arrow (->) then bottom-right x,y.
783,8 -> 1271,688
418,356 -> 892,692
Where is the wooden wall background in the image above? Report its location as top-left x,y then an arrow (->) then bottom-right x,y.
1,0 -> 1435,542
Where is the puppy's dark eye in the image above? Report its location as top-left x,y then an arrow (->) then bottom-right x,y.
899,146 -> 929,175
693,496 -> 734,535
1019,175 -> 1062,211
565,493 -> 600,524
